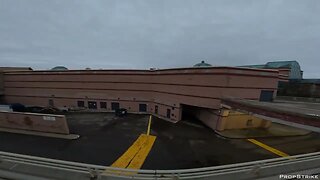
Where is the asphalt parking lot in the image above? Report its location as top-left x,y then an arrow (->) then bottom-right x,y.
0,112 -> 319,170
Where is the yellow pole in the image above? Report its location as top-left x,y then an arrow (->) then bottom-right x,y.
147,115 -> 152,135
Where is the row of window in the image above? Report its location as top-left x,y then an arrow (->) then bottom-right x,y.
48,99 -> 174,118
77,101 -> 120,110
76,101 -> 173,118
77,101 -> 148,112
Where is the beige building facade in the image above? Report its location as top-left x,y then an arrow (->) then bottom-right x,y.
1,67 -> 280,130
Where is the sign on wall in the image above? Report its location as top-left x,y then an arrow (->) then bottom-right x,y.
43,116 -> 56,121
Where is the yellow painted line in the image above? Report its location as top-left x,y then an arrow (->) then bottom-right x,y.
105,116 -> 156,174
111,134 -> 148,168
247,139 -> 290,157
127,135 -> 156,169
147,115 -> 152,135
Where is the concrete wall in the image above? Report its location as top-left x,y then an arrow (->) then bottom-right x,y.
278,81 -> 320,98
277,96 -> 320,103
188,108 -> 222,130
218,110 -> 271,131
2,67 -> 279,122
0,111 -> 69,134
190,108 -> 271,131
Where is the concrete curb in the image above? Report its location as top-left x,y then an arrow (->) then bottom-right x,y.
214,123 -> 312,139
214,130 -> 312,139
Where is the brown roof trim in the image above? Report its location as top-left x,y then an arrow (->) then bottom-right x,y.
5,84 -> 277,90
156,66 -> 279,73
4,71 -> 279,78
0,67 -> 33,71
4,66 -> 279,75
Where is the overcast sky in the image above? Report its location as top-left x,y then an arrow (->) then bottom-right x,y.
0,0 -> 319,78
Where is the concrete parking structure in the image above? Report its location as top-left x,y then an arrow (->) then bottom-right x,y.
0,112 -> 319,170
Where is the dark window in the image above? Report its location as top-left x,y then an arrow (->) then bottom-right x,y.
88,101 -> 97,109
77,101 -> 85,107
48,99 -> 54,107
259,90 -> 274,102
166,109 -> 171,118
139,104 -> 147,112
100,102 -> 107,109
155,105 -> 158,114
111,102 -> 120,110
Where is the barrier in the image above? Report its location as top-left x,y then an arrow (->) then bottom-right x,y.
0,151 -> 319,179
0,111 -> 69,134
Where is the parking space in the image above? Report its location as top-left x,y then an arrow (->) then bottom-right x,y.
250,133 -> 320,156
0,112 -> 319,170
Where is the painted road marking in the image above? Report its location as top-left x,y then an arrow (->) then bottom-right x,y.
147,115 -> 152,135
110,134 -> 156,170
127,135 -> 156,169
111,134 -> 148,168
247,139 -> 290,157
108,115 -> 156,172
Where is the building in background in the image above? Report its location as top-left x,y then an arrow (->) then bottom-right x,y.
0,66 -> 280,131
278,78 -> 320,98
239,60 -> 303,80
238,60 -> 320,98
0,67 -> 33,100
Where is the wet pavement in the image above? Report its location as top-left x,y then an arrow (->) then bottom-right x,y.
0,112 -> 319,170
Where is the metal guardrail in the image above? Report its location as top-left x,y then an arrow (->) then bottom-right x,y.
0,151 -> 320,180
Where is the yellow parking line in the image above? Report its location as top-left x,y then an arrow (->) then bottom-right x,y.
247,139 -> 290,157
127,135 -> 156,169
147,115 -> 152,136
109,134 -> 156,171
107,115 -> 156,173
111,134 -> 148,168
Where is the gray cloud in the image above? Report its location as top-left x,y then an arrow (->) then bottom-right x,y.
0,0 -> 319,77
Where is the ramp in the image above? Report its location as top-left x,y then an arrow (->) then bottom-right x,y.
221,98 -> 320,132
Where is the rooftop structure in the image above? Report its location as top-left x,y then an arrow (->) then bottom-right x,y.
0,67 -> 33,71
193,60 -> 212,67
239,60 -> 303,80
51,66 -> 68,71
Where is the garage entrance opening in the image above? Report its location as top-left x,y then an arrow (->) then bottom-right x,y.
181,104 -> 207,126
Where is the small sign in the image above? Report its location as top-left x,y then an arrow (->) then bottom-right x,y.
43,116 -> 56,121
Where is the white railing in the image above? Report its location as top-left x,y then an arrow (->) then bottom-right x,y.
0,151 -> 319,180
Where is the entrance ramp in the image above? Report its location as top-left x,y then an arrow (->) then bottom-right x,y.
221,98 -> 320,132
